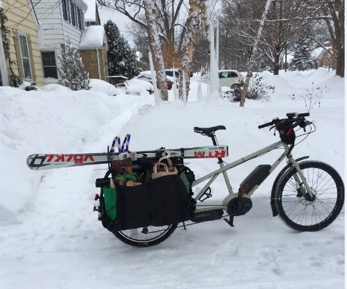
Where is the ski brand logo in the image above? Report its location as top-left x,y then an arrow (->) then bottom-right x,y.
193,149 -> 226,158
45,154 -> 95,164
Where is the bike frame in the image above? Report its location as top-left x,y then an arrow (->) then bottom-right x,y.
191,140 -> 313,208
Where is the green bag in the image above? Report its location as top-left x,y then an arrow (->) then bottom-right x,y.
103,186 -> 117,221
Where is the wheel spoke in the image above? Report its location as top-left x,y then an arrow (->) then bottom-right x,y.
276,161 -> 344,231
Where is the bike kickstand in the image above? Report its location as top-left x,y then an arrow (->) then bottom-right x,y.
223,216 -> 234,227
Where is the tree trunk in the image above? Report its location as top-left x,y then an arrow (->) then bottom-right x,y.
326,0 -> 344,78
179,0 -> 206,100
273,52 -> 280,75
335,45 -> 344,77
143,0 -> 168,101
240,0 -> 273,107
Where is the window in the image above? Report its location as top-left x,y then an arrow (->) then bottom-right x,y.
77,8 -> 84,30
71,1 -> 76,26
18,34 -> 32,79
62,0 -> 84,30
228,72 -> 238,78
41,51 -> 58,79
62,0 -> 69,21
219,72 -> 228,78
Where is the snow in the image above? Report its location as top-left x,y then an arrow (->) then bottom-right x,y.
0,68 -> 344,289
79,26 -> 105,49
89,79 -> 121,96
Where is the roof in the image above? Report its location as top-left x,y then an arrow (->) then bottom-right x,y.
79,25 -> 105,49
311,47 -> 324,60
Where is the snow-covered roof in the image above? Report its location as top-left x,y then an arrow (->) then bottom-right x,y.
83,0 -> 96,22
79,26 -> 105,49
311,47 -> 324,60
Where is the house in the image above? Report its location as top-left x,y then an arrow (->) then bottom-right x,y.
79,0 -> 108,81
1,0 -> 108,87
310,47 -> 324,69
80,26 -> 108,80
34,0 -> 108,83
319,41 -> 336,70
33,0 -> 88,83
0,0 -> 44,86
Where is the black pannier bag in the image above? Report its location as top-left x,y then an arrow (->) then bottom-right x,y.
102,171 -> 196,232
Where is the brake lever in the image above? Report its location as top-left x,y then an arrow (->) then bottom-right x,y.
299,118 -> 308,132
269,125 -> 276,135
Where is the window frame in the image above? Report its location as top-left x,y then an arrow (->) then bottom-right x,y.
18,32 -> 32,80
70,1 -> 76,27
62,0 -> 84,30
41,51 -> 58,79
62,0 -> 70,21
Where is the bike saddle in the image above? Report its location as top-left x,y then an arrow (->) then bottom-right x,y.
194,125 -> 226,137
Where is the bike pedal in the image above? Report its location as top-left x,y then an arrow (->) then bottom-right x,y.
199,187 -> 212,202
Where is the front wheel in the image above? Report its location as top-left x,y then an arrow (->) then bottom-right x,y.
274,161 -> 344,231
113,224 -> 177,247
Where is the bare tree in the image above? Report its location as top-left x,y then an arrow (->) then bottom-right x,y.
240,0 -> 273,107
322,0 -> 344,77
219,0 -> 339,75
179,0 -> 209,98
143,0 -> 168,101
97,0 -> 220,99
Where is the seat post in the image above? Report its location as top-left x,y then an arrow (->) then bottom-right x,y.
210,134 -> 224,164
210,134 -> 218,146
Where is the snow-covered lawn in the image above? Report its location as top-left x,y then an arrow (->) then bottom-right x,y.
0,68 -> 344,289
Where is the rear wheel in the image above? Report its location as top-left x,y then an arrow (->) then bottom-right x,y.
114,224 -> 177,247
275,161 -> 344,231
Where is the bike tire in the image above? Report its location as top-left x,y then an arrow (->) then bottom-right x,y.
113,224 -> 177,247
274,161 -> 344,232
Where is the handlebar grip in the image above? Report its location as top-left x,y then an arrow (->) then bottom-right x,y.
258,117 -> 279,129
258,121 -> 273,129
299,112 -> 310,117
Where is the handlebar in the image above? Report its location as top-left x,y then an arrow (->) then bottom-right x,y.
258,112 -> 311,131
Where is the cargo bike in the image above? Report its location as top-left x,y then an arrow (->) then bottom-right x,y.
27,113 -> 345,247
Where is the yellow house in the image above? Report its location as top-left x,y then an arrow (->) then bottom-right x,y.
0,0 -> 44,86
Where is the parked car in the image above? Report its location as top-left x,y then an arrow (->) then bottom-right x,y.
164,69 -> 179,79
136,71 -> 173,90
107,75 -> 128,88
200,70 -> 244,88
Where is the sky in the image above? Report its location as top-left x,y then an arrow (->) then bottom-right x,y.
0,68 -> 344,288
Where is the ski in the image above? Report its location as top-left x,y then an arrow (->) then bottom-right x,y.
27,146 -> 228,170
27,153 -> 112,170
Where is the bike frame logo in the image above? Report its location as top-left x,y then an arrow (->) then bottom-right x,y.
193,147 -> 227,158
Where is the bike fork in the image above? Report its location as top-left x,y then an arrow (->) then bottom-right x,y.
288,158 -> 314,199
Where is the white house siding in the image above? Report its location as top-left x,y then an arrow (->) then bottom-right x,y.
34,0 -> 86,48
33,0 -> 87,80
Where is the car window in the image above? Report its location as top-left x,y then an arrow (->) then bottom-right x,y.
219,72 -> 229,78
228,72 -> 238,77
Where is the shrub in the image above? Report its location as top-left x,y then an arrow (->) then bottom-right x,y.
289,82 -> 329,112
58,39 -> 90,91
